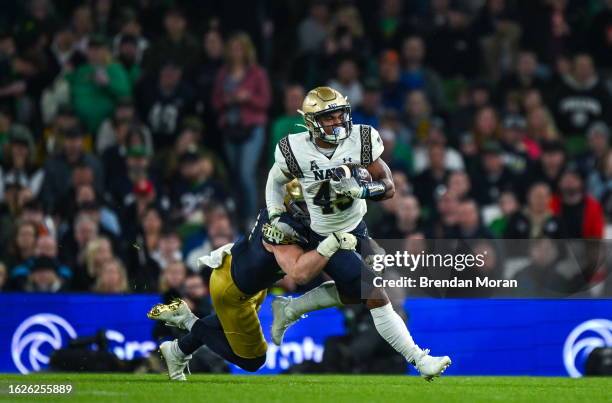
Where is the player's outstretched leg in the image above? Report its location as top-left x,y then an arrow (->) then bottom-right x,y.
176,314 -> 266,373
158,339 -> 192,381
147,299 -> 198,330
271,281 -> 342,345
369,302 -> 451,381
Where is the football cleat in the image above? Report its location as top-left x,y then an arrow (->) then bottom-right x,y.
147,299 -> 197,330
412,348 -> 452,382
271,296 -> 300,345
159,340 -> 192,381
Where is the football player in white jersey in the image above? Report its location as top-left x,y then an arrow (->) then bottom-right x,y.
265,87 -> 451,380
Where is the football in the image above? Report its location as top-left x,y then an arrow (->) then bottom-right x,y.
333,164 -> 372,185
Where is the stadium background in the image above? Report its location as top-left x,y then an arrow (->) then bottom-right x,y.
1,0 -> 612,378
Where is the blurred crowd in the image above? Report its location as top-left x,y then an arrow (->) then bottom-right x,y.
0,0 -> 611,297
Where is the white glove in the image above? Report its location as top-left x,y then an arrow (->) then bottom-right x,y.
330,177 -> 364,199
317,232 -> 358,258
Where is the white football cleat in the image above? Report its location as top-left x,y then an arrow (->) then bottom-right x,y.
147,299 -> 197,330
159,340 -> 192,381
271,296 -> 300,345
413,348 -> 452,382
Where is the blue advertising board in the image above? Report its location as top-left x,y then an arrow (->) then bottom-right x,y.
1,293 -> 611,377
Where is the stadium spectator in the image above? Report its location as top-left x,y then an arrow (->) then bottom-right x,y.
92,258 -> 128,294
159,260 -> 187,301
96,99 -> 141,154
60,214 -> 99,278
470,141 -> 516,206
426,4 -> 480,78
588,0 -> 612,69
170,147 -> 228,223
488,190 -> 520,237
268,84 -> 305,166
195,28 -> 225,148
402,90 -> 436,143
378,195 -> 424,238
24,256 -> 66,293
412,123 -> 464,174
5,220 -> 38,270
399,35 -> 447,112
327,57 -> 363,107
142,8 -> 199,75
138,60 -> 195,149
551,168 -> 605,239
457,199 -> 494,239
551,53 -> 612,138
577,121 -> 610,177
588,149 -> 612,221
212,32 -> 271,225
76,236 -> 114,291
67,35 -> 131,133
446,170 -> 473,201
0,125 -> 44,201
182,272 -> 212,318
186,205 -> 235,272
127,205 -> 164,292
511,238 -> 569,297
40,125 -> 104,212
499,114 -> 530,175
112,9 -> 149,64
526,140 -> 566,194
297,0 -> 331,54
472,0 -> 521,82
352,79 -> 382,129
414,143 -> 450,208
426,190 -> 461,238
378,50 -> 406,113
10,235 -> 72,291
497,50 -> 547,101
504,182 -> 560,239
114,35 -> 142,87
151,228 -> 182,271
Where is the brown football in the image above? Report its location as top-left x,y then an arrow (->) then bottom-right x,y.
333,164 -> 372,185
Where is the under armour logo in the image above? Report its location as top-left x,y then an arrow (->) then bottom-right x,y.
343,157 -> 352,163
310,161 -> 320,170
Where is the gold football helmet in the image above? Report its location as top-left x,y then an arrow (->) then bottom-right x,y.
298,86 -> 352,144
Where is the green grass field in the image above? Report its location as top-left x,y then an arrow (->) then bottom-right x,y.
0,374 -> 610,403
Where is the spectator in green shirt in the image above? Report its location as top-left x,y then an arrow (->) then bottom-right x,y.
268,84 -> 305,167
67,36 -> 131,134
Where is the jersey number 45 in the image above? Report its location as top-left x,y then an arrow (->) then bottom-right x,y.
313,181 -> 354,214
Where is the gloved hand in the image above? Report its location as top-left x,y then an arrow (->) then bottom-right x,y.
317,232 -> 358,258
266,211 -> 306,244
330,176 -> 365,199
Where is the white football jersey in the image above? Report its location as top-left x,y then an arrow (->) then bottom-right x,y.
274,124 -> 384,235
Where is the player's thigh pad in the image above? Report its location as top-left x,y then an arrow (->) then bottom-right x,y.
209,255 -> 268,358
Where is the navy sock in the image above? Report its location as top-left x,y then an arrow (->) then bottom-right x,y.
177,314 -> 266,372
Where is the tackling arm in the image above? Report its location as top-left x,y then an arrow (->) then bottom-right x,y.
264,232 -> 357,285
267,244 -> 328,285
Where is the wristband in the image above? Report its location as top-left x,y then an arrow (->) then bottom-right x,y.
362,181 -> 387,199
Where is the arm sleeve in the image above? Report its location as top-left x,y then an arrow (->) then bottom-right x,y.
265,162 -> 291,217
370,126 -> 384,162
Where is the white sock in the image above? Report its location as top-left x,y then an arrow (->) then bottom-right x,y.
370,303 -> 422,363
287,281 -> 342,319
171,339 -> 187,358
184,314 -> 198,331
